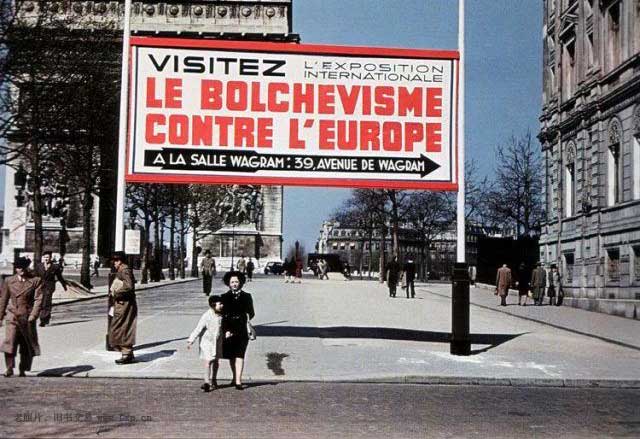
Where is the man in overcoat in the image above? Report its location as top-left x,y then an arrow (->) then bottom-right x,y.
531,262 -> 547,306
403,256 -> 417,298
34,251 -> 67,327
0,257 -> 44,377
108,251 -> 137,364
385,256 -> 401,298
200,250 -> 217,296
495,263 -> 512,306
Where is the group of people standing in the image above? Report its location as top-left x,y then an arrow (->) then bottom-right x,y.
496,262 -> 564,307
384,255 -> 417,298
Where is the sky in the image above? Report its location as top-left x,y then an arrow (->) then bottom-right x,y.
283,0 -> 543,254
0,1 -> 543,256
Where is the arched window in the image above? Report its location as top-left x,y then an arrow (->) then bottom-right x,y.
607,118 -> 622,206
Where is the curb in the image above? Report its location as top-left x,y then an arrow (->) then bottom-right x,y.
27,374 -> 640,389
52,278 -> 199,306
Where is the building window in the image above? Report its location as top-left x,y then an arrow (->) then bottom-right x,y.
332,243 -> 338,249
339,243 -> 345,250
564,252 -> 574,283
586,32 -> 595,68
562,39 -> 576,99
633,246 -> 640,282
607,144 -> 620,206
605,1 -> 622,71
565,162 -> 575,217
634,135 -> 640,199
607,248 -> 620,282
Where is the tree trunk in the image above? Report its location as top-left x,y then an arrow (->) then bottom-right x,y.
79,190 -> 93,288
389,191 -> 400,258
141,218 -> 151,284
31,179 -> 44,263
378,228 -> 387,283
190,228 -> 199,278
368,233 -> 373,280
169,207 -> 175,280
179,207 -> 186,279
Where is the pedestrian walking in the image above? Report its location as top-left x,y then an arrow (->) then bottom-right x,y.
34,251 -> 68,327
516,263 -> 531,306
403,256 -> 416,298
221,271 -> 255,390
187,295 -> 226,392
318,259 -> 329,280
91,258 -> 100,278
495,263 -> 512,306
246,258 -> 255,282
385,256 -> 401,298
342,261 -> 352,280
108,251 -> 137,365
294,258 -> 303,283
200,250 -> 217,296
236,256 -> 247,274
531,262 -> 547,306
0,257 -> 44,377
547,264 -> 562,306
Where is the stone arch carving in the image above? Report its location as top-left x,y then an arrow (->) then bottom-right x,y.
565,140 -> 577,164
633,104 -> 640,136
608,117 -> 623,146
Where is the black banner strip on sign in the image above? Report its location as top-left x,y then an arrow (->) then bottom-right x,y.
143,148 -> 440,178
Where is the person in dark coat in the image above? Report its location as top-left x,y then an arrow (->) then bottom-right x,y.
246,258 -> 255,282
108,251 -> 137,364
200,250 -> 217,295
495,263 -> 512,306
33,251 -> 67,327
531,262 -> 547,306
403,256 -> 417,298
0,257 -> 44,377
385,256 -> 401,298
517,263 -> 531,306
221,271 -> 255,390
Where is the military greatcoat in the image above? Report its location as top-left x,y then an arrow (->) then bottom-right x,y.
0,274 -> 44,361
108,264 -> 137,349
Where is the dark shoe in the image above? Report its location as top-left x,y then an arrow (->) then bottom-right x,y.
3,369 -> 13,378
201,383 -> 211,392
234,384 -> 244,390
39,321 -> 47,327
212,379 -> 218,389
115,355 -> 135,365
18,370 -> 26,377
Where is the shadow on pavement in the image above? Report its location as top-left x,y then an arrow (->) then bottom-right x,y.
47,319 -> 92,327
255,325 -> 526,354
135,337 -> 187,350
37,365 -> 95,377
134,349 -> 176,363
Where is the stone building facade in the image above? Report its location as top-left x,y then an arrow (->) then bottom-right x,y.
539,0 -> 640,318
1,0 -> 292,267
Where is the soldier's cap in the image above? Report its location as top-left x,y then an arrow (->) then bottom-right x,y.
223,271 -> 246,288
551,263 -> 557,269
111,251 -> 127,262
208,295 -> 223,307
536,262 -> 542,267
14,257 -> 31,269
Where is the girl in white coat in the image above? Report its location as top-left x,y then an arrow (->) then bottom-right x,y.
187,295 -> 227,392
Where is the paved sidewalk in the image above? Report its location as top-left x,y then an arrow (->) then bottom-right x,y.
435,283 -> 640,351
24,277 -> 640,387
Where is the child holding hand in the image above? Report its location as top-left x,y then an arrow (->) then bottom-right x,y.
187,295 -> 228,392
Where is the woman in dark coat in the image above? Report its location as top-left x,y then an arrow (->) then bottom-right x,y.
221,271 -> 255,390
0,257 -> 44,377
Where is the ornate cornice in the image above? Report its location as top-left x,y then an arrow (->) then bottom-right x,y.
16,0 -> 293,36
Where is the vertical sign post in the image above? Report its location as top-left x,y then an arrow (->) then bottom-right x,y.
451,0 -> 471,356
114,0 -> 132,252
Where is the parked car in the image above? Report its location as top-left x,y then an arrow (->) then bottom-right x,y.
264,261 -> 284,275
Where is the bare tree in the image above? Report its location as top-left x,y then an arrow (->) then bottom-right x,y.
485,132 -> 545,236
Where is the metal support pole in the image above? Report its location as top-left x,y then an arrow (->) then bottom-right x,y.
451,0 -> 470,356
114,0 -> 132,252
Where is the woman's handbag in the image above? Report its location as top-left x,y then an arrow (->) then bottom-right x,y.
527,290 -> 533,299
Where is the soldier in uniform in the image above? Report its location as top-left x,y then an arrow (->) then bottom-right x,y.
108,251 -> 137,364
34,251 -> 67,327
199,250 -> 217,296
0,257 -> 44,377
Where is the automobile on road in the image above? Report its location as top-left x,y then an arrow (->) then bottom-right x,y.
264,262 -> 284,275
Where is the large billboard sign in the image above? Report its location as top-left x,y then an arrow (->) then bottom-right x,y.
126,38 -> 459,190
